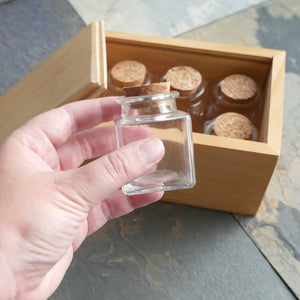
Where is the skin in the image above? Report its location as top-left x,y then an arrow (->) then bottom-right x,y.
0,97 -> 165,299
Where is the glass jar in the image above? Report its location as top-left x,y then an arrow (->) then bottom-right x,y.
161,66 -> 208,133
204,112 -> 258,141
206,74 -> 261,126
107,60 -> 151,96
115,91 -> 196,195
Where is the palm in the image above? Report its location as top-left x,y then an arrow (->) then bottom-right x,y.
0,98 -> 163,298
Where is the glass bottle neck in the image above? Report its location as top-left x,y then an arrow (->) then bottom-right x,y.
121,98 -> 177,117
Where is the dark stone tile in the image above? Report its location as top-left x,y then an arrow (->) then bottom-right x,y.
256,5 -> 300,73
0,0 -> 85,95
51,202 -> 295,300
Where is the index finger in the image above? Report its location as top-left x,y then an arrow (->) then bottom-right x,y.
18,97 -> 120,147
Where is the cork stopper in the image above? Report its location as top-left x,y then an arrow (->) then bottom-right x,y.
165,66 -> 202,96
124,82 -> 170,97
213,112 -> 254,140
111,60 -> 147,87
220,74 -> 257,102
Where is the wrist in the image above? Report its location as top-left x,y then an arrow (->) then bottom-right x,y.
0,249 -> 16,299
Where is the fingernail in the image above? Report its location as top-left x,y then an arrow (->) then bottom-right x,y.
138,138 -> 165,165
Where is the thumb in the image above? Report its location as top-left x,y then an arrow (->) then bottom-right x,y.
54,138 -> 165,211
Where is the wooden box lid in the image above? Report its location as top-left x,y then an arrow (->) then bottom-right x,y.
0,21 -> 106,142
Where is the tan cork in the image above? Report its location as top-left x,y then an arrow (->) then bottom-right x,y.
220,74 -> 257,102
165,66 -> 202,96
111,60 -> 147,87
124,82 -> 170,97
213,112 -> 254,140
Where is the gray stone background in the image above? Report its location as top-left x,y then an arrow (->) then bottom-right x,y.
0,0 -> 299,299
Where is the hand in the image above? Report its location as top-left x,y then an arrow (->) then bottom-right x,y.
0,97 -> 165,299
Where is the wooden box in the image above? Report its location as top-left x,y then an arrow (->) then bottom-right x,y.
0,21 -> 285,215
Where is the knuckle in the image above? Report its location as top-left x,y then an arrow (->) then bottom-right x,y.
53,176 -> 72,196
52,174 -> 90,211
100,199 -> 113,221
103,151 -> 133,185
74,135 -> 92,163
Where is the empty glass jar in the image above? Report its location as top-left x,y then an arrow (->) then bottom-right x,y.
115,91 -> 196,195
161,66 -> 208,133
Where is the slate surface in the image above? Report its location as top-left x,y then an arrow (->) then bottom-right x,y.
68,0 -> 268,36
182,0 -> 300,297
51,203 -> 295,300
0,0 -> 298,299
0,0 -> 85,96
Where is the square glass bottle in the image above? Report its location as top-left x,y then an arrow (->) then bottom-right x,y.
115,84 -> 196,195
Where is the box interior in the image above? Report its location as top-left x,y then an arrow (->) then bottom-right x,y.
101,29 -> 284,215
105,34 -> 272,145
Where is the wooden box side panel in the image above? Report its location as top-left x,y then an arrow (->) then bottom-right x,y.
266,52 -> 285,154
105,40 -> 271,92
164,142 -> 278,215
259,52 -> 285,154
106,31 -> 281,61
259,67 -> 272,144
92,21 -> 107,90
0,22 -> 102,142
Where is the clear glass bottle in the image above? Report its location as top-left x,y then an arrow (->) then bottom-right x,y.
115,91 -> 196,195
161,66 -> 208,133
204,112 -> 258,141
206,74 -> 261,126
